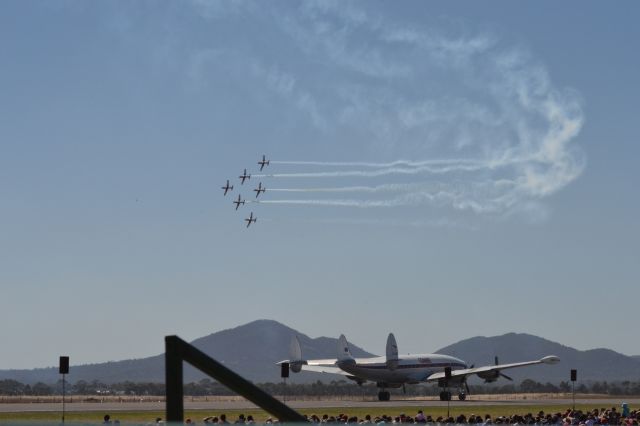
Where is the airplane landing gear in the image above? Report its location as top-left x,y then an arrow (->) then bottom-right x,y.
377,391 -> 391,401
439,390 -> 451,401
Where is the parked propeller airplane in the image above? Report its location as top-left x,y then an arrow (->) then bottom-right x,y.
233,194 -> 245,210
254,182 -> 266,198
221,180 -> 233,196
279,334 -> 559,402
245,212 -> 257,228
239,169 -> 251,185
258,154 -> 270,171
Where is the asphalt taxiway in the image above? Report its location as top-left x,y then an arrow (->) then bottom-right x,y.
1,397 -> 638,413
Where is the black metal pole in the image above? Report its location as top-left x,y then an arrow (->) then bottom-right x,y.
165,336 -> 184,423
572,381 -> 575,411
446,386 -> 450,419
283,377 -> 286,403
165,335 -> 306,423
444,366 -> 451,419
62,373 -> 65,424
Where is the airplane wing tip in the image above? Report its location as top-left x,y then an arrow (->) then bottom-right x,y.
540,355 -> 560,364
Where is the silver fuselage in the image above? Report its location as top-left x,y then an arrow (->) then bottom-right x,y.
338,353 -> 466,385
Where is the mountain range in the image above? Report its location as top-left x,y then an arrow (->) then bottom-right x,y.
1,320 -> 639,385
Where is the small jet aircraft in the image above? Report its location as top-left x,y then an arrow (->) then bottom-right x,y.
279,333 -> 559,402
239,169 -> 251,185
245,212 -> 257,228
221,180 -> 233,196
258,154 -> 270,171
254,182 -> 266,198
233,194 -> 245,210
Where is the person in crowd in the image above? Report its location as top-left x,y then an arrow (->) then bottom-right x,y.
360,414 -> 372,424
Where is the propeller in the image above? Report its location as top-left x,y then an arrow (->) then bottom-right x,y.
463,364 -> 474,394
494,357 -> 512,381
500,372 -> 513,381
463,378 -> 471,394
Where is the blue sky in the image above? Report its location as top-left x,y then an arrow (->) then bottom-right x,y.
1,1 -> 639,369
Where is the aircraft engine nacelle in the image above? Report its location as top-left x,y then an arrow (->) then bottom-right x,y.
477,356 -> 514,383
290,361 -> 303,373
477,370 -> 499,382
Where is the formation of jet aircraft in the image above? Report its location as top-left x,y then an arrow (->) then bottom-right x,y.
258,154 -> 270,171
233,194 -> 245,210
245,211 -> 257,228
221,180 -> 233,196
222,155 -> 269,227
279,333 -> 560,402
254,182 -> 266,198
239,169 -> 251,185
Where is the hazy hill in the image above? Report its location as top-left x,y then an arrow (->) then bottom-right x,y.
436,333 -> 640,383
0,320 -> 373,385
2,322 -> 639,386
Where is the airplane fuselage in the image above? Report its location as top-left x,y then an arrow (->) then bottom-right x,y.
286,333 -> 559,401
339,353 -> 466,386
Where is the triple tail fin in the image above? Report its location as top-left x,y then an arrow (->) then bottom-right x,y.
289,335 -> 304,372
386,333 -> 399,370
337,334 -> 355,362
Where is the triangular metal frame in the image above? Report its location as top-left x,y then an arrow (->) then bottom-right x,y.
165,335 -> 306,423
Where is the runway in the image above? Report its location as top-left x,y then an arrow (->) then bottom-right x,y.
1,397 -> 638,413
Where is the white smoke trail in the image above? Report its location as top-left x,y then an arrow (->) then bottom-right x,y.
268,184 -> 410,193
268,187 -> 368,192
253,161 -> 503,179
253,189 -> 459,208
253,179 -> 525,214
270,158 -> 484,168
194,2 -> 585,220
267,181 -> 479,193
254,199 -> 404,208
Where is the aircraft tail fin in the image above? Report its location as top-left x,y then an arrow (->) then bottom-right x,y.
289,335 -> 304,373
337,334 -> 355,362
386,332 -> 399,370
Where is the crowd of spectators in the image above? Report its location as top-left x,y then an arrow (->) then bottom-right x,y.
103,404 -> 638,425
297,406 -> 639,425
188,404 -> 638,425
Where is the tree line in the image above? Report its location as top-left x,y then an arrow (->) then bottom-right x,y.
1,378 -> 640,397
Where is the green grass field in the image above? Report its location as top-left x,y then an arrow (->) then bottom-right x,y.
0,403 -> 635,424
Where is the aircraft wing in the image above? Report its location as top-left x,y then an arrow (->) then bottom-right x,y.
276,358 -> 337,366
301,364 -> 349,375
425,355 -> 560,382
276,358 -> 346,375
306,358 -> 338,366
